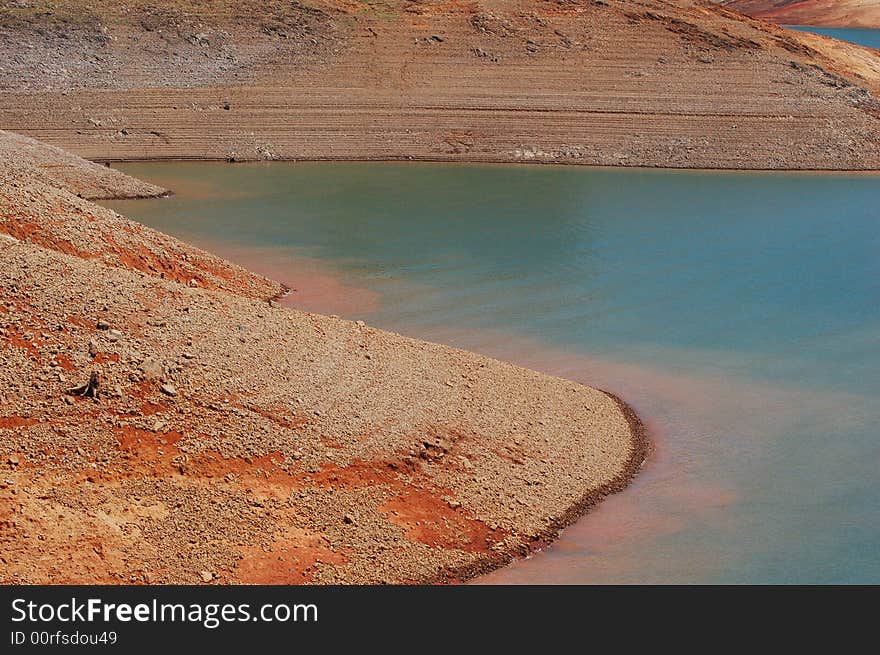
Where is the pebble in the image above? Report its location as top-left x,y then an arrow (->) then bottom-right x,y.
107,329 -> 123,342
140,358 -> 163,379
96,320 -> 110,330
199,571 -> 213,583
160,383 -> 177,397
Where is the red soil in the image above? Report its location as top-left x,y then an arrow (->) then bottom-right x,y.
0,416 -> 38,429
382,490 -> 505,553
234,526 -> 348,584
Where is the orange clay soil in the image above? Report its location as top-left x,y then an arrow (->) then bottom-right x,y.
0,133 -> 645,584
723,1 -> 880,29
1,0 -> 879,170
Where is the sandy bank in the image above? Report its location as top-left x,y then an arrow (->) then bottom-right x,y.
0,131 -> 645,583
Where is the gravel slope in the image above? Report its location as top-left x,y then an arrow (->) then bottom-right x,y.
0,132 -> 645,584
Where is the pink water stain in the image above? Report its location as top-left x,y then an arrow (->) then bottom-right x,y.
149,242 -> 863,582
189,241 -> 381,317
412,327 -> 864,583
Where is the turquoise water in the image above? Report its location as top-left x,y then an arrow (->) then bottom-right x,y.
787,25 -> 880,49
107,163 -> 880,583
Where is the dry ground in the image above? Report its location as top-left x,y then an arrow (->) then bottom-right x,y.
1,0 -> 879,169
723,1 -> 880,29
0,131 -> 645,584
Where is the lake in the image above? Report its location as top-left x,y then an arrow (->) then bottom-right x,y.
106,162 -> 880,583
787,25 -> 880,50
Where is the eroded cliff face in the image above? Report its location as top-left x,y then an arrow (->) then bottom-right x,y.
722,1 -> 880,29
1,0 -> 879,170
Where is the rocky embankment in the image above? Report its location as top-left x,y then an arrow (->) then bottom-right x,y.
722,1 -> 880,29
0,0 -> 879,169
0,131 -> 645,584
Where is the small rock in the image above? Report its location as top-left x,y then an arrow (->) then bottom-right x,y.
96,320 -> 110,330
139,359 -> 164,379
107,329 -> 122,342
342,514 -> 356,525
160,383 -> 177,397
199,571 -> 213,583
88,339 -> 99,357
63,396 -> 74,405
7,455 -> 19,467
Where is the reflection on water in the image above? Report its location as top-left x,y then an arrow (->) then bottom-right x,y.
106,162 -> 880,583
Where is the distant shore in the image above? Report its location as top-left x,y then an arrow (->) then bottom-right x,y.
2,1 -> 879,171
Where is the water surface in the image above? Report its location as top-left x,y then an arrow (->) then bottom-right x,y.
786,25 -> 880,49
106,162 -> 880,583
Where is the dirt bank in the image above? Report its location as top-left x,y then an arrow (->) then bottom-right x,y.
0,131 -> 645,583
1,0 -> 879,170
723,1 -> 880,29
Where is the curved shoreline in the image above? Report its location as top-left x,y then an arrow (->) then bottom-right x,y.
453,390 -> 651,584
0,130 -> 648,584
102,174 -> 653,583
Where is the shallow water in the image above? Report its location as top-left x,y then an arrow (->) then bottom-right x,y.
786,25 -> 880,49
106,162 -> 880,583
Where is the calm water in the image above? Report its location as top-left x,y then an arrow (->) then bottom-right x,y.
106,163 -> 880,584
787,25 -> 880,49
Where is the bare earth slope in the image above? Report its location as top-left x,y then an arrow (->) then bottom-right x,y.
0,133 -> 644,584
723,1 -> 880,29
0,131 -> 283,300
1,0 -> 879,169
0,129 -> 166,200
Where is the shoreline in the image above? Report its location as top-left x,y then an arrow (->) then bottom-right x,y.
103,156 -> 880,175
447,391 -> 651,584
0,129 -> 648,584
3,1 -> 880,178
98,159 -> 653,584
2,0 -> 878,584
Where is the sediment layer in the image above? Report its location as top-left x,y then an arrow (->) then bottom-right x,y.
0,131 -> 644,583
1,0 -> 879,170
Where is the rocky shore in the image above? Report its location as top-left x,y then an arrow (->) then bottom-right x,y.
0,131 -> 645,583
1,1 -> 879,170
